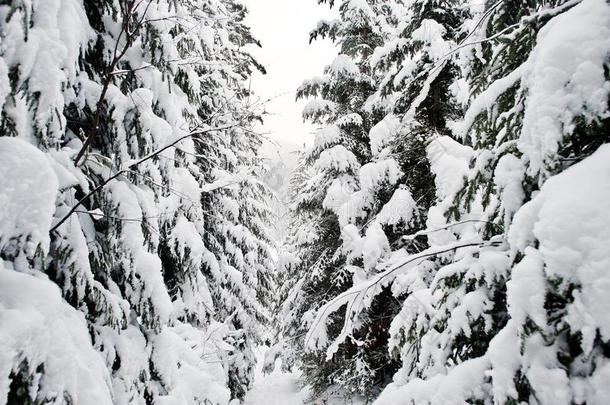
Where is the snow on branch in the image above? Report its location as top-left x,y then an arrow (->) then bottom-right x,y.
304,238 -> 503,360
51,123 -> 240,233
74,0 -> 155,166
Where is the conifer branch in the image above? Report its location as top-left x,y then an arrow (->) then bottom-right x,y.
304,239 -> 504,352
398,220 -> 503,243
51,124 -> 238,233
415,0 -> 583,91
74,0 -> 154,167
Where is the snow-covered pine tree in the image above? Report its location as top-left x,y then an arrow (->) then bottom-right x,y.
367,0 -> 466,218
373,0 -> 610,403
295,0 -> 610,404
278,0 -> 406,400
284,3 -> 377,400
292,0 -> 469,400
271,152 -> 318,370
181,1 -> 276,398
0,0 -> 272,403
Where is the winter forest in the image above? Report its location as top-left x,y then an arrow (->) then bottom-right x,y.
0,0 -> 609,404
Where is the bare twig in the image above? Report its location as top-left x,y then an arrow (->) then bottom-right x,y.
74,0 -> 154,166
51,124 -> 238,233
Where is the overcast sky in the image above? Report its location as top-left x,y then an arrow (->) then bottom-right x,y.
242,0 -> 337,148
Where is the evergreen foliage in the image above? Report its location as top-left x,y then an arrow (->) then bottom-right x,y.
0,0 -> 274,403
278,0 -> 610,404
1,0 -> 610,403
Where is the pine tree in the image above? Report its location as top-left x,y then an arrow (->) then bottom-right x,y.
278,0 -> 405,400
287,0 -> 469,400
0,0 -> 273,403
290,0 -> 610,404
374,0 -> 610,403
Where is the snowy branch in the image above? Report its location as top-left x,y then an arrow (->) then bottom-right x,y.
74,0 -> 154,166
51,124 -> 239,233
304,239 -> 504,358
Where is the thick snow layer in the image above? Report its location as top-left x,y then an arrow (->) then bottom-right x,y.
323,175 -> 358,214
315,145 -> 360,173
135,251 -> 173,325
509,143 -> 610,354
341,224 -> 364,263
410,19 -> 451,61
370,38 -> 408,69
377,186 -> 417,226
359,159 -> 403,191
0,137 -> 58,262
494,153 -> 526,224
376,357 -> 490,405
171,216 -> 207,269
332,158 -> 403,224
336,113 -> 364,128
456,0 -> 610,177
326,55 -> 360,77
0,264 -> 113,404
369,114 -> 400,156
243,347 -> 365,405
362,222 -> 390,271
242,347 -> 310,405
0,59 -> 8,110
375,136 -> 610,405
338,189 -> 374,226
303,99 -> 337,119
314,125 -> 342,150
427,136 -> 473,198
518,0 -> 610,177
1,0 -> 92,144
152,324 -> 231,405
345,0 -> 376,19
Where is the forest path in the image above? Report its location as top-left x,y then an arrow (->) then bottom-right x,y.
242,347 -> 310,405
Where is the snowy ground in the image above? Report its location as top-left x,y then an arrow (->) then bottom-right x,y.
242,348 -> 310,405
243,347 -> 366,405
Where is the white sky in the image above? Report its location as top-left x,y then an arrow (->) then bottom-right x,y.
242,0 -> 337,148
